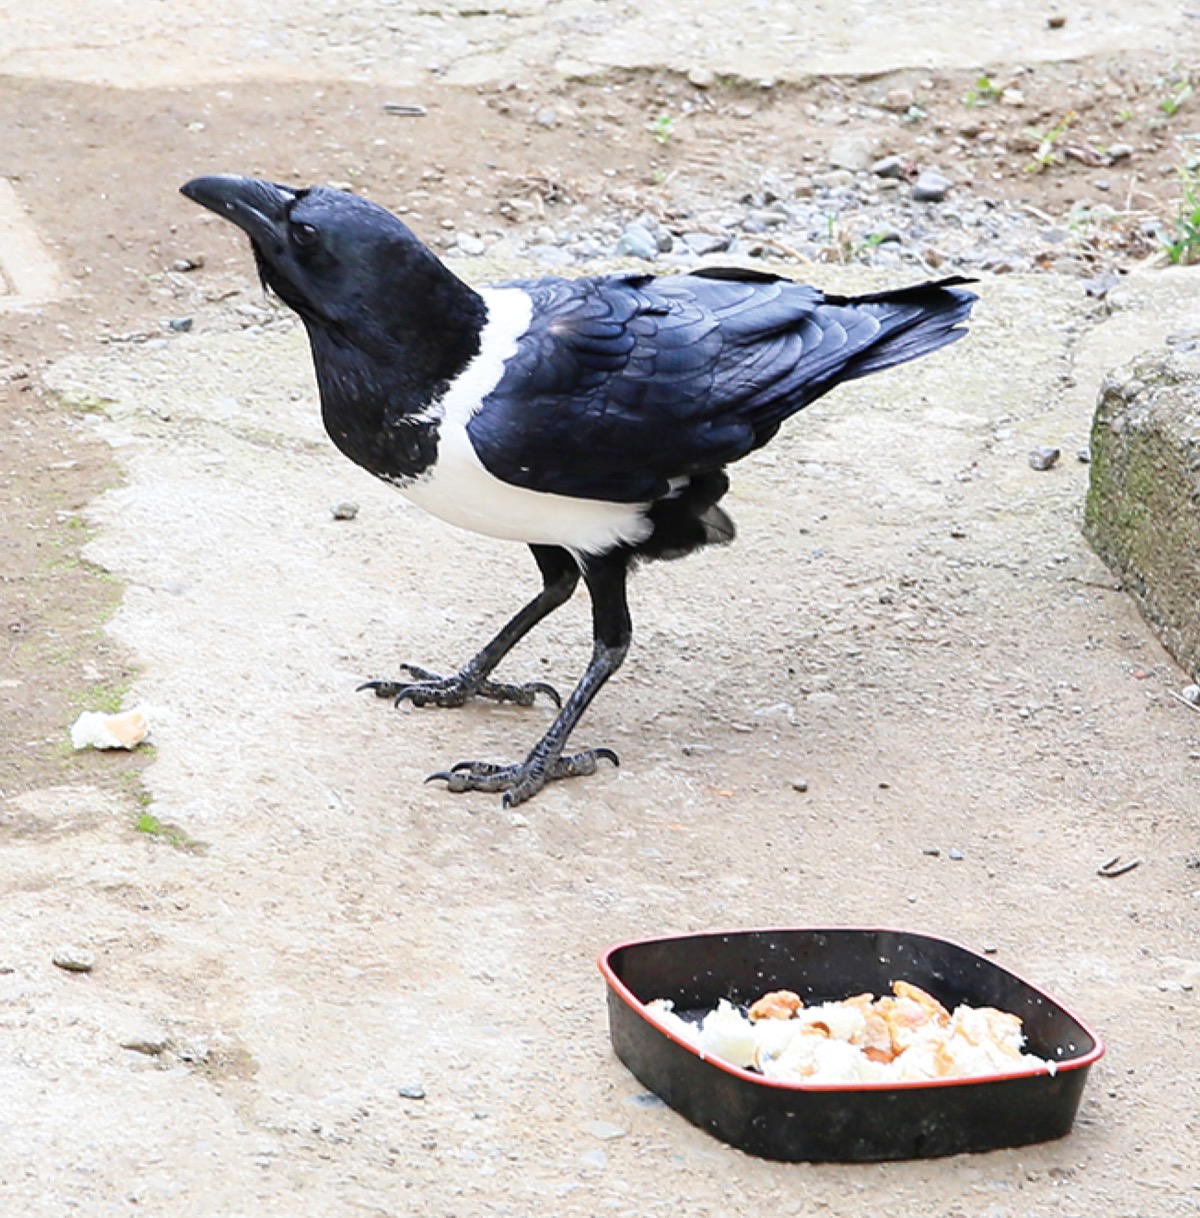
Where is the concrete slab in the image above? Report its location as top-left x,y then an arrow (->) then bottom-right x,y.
34,266 -> 1200,1214
0,0 -> 1187,89
0,179 -> 67,311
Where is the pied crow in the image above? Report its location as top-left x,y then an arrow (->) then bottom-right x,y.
181,175 -> 977,807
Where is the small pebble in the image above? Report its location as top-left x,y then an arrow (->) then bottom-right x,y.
922,847 -> 941,856
1076,447 -> 1092,463
790,777 -> 809,792
455,233 -> 486,257
615,224 -> 658,260
1047,13 -> 1066,27
871,154 -> 907,180
171,256 -> 204,272
120,1026 -> 171,1056
580,1149 -> 608,1169
1182,684 -> 1200,706
625,1092 -> 666,1109
1084,270 -> 1121,299
828,133 -> 877,173
680,231 -> 730,256
882,87 -> 915,113
1029,446 -> 1061,471
331,500 -> 360,520
948,847 -> 965,861
53,947 -> 95,973
912,170 -> 952,203
585,1120 -> 627,1140
176,1041 -> 212,1065
398,1083 -> 426,1100
687,67 -> 715,89
166,317 -> 194,333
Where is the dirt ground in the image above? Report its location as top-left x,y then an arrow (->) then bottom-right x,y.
3,23 -> 1200,1218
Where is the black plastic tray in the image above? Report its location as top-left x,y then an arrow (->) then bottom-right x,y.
600,927 -> 1103,1162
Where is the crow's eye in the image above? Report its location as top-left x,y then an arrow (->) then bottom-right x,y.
290,221 -> 319,249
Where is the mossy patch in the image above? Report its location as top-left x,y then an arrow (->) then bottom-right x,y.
1085,349 -> 1200,678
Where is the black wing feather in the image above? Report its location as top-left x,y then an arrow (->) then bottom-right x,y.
466,271 -> 974,503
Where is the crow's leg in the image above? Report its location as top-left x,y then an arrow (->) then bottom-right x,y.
359,544 -> 579,709
429,550 -> 631,806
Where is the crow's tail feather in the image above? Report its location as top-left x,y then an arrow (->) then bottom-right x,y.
839,276 -> 978,381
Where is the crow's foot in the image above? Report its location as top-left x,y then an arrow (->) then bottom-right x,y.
427,747 -> 619,807
358,663 -> 561,709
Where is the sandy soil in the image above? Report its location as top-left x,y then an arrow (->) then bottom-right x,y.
2,7 -> 1200,1216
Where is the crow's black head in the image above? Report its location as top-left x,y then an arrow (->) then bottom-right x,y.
180,175 -> 484,361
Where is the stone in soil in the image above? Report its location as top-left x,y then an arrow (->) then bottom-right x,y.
120,1025 -> 172,1056
454,233 -> 486,257
585,1120 -> 627,1140
913,170 -> 953,202
615,224 -> 658,260
681,231 -> 730,256
52,947 -> 95,973
828,133 -> 877,172
1029,446 -> 1061,470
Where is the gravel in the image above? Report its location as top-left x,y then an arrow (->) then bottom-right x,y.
1029,446 -> 1062,470
445,156 -> 1099,283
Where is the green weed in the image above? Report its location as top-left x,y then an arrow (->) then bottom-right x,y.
135,810 -> 207,855
1023,112 -> 1075,173
1163,168 -> 1200,265
648,114 -> 675,144
963,75 -> 1003,107
1161,78 -> 1193,117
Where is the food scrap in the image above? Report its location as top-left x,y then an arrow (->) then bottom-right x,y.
70,707 -> 150,751
646,981 -> 1055,1084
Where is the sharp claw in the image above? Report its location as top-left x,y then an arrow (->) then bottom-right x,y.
530,682 -> 563,708
593,747 -> 620,768
425,770 -> 455,785
358,679 -> 400,698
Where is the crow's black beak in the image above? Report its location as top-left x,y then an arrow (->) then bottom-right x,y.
180,175 -> 296,246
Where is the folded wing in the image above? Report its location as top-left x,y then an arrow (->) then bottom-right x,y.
466,270 -> 975,503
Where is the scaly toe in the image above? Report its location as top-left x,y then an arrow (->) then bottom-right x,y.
476,679 -> 562,708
